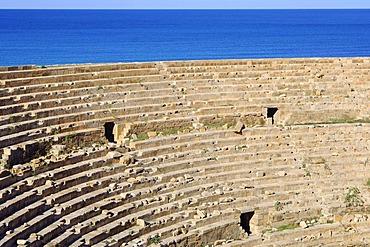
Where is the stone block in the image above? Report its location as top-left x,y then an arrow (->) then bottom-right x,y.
136,219 -> 147,227
127,178 -> 139,184
147,131 -> 157,138
120,154 -> 135,165
234,121 -> 245,134
256,171 -> 265,177
197,210 -> 206,218
107,151 -> 122,159
277,171 -> 287,176
17,239 -> 29,245
299,221 -> 308,228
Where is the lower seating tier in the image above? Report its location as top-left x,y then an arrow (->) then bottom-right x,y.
0,123 -> 369,246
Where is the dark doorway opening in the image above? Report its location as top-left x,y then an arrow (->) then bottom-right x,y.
267,107 -> 278,125
104,122 -> 115,143
240,211 -> 254,235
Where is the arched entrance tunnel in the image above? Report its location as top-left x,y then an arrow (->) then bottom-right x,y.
104,122 -> 116,143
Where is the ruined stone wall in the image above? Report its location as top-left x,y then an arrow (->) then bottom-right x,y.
0,58 -> 369,246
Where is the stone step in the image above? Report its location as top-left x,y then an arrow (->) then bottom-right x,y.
0,62 -> 157,80
2,68 -> 160,88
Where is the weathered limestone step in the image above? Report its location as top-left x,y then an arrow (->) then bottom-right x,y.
0,90 -> 182,116
0,81 -> 182,106
131,129 -> 235,150
0,200 -> 49,235
0,173 -> 17,191
0,62 -> 158,80
160,218 -> 239,247
49,179 -> 246,245
138,138 -> 368,172
171,74 -> 368,89
69,206 -> 189,246
29,205 -> 102,246
0,210 -> 56,247
0,80 -> 173,106
161,69 -> 370,84
0,101 -> 191,132
0,180 -> 29,204
0,189 -> 40,223
136,133 -> 365,162
4,69 -> 364,104
0,118 -> 98,147
44,228 -> 79,247
260,222 -> 370,247
0,126 -> 101,154
0,65 -> 36,74
164,57 -> 369,69
90,225 -> 142,247
220,236 -> 264,247
154,153 -> 298,175
84,210 -> 191,246
0,73 -> 166,99
162,57 -> 366,68
165,64 -> 321,73
163,70 -> 368,89
2,68 -> 160,88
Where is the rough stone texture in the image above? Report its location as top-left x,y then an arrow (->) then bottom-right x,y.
234,121 -> 245,134
0,58 -> 369,247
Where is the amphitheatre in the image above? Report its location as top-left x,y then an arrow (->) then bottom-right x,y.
0,57 -> 369,247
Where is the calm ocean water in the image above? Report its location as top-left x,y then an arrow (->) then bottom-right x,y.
0,9 -> 370,66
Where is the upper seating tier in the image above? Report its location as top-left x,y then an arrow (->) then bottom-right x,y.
0,58 -> 369,247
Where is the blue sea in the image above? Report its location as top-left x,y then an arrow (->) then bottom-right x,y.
0,9 -> 370,66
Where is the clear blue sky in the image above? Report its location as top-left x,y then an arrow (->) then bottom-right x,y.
1,0 -> 370,9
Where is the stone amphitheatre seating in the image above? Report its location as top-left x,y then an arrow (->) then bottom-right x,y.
0,58 -> 369,247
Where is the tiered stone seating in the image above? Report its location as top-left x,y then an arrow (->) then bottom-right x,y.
0,58 -> 369,246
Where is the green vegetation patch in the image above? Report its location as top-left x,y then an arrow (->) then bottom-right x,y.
344,187 -> 364,207
150,234 -> 161,244
161,127 -> 191,136
136,133 -> 149,141
203,122 -> 227,129
261,228 -> 273,235
262,223 -> 297,235
274,201 -> 284,211
276,223 -> 297,231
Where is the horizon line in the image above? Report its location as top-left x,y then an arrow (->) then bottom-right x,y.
1,8 -> 370,10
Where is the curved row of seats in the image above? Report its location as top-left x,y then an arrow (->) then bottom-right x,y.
0,60 -> 367,152
0,58 -> 369,246
0,123 -> 368,246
